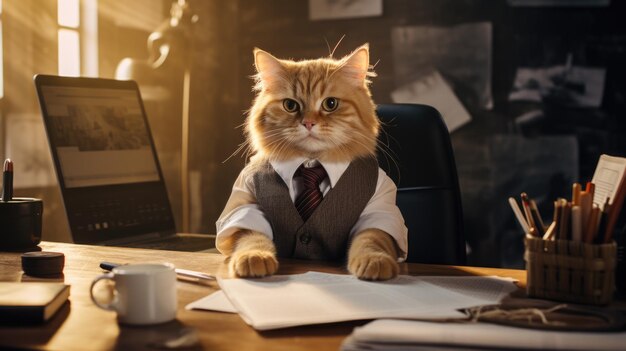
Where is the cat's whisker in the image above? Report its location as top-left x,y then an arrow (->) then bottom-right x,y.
271,136 -> 293,161
330,34 -> 346,58
223,139 -> 254,163
375,139 -> 400,182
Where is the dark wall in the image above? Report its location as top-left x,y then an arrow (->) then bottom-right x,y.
221,0 -> 626,267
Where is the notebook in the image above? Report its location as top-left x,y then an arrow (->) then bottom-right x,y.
34,75 -> 214,251
0,283 -> 70,323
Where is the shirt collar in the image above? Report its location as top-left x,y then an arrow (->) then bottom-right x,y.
270,157 -> 350,189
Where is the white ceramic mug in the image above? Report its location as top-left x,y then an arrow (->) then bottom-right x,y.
90,263 -> 177,325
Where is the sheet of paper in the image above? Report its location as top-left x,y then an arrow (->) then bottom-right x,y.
391,71 -> 472,133
591,154 -> 626,206
185,290 -> 237,313
217,271 -> 518,330
344,319 -> 626,351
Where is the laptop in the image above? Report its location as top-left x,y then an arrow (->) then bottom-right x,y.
34,74 -> 215,252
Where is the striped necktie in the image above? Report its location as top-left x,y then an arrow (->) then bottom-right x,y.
295,164 -> 328,221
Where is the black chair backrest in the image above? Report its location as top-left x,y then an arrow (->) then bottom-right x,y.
376,104 -> 465,265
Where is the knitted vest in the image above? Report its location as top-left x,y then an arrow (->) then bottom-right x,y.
252,158 -> 378,261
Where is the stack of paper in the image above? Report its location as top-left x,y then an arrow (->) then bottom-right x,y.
342,319 -> 626,351
187,271 -> 518,331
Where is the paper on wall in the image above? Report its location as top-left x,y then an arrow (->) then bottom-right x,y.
391,71 -> 472,133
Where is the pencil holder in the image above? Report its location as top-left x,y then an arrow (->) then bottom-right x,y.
524,236 -> 616,305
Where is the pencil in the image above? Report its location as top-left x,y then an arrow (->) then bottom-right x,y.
586,182 -> 595,201
508,197 -> 530,234
559,200 -> 571,240
571,205 -> 582,242
579,191 -> 592,237
572,182 -> 582,206
542,221 -> 557,241
521,193 -> 537,236
553,200 -> 562,239
530,199 -> 546,232
583,204 -> 600,244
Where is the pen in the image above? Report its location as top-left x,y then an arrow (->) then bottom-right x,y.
2,159 -> 13,202
99,262 -> 215,282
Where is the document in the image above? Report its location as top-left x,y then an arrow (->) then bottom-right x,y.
185,290 -> 237,313
591,154 -> 626,207
216,271 -> 518,330
342,319 -> 626,351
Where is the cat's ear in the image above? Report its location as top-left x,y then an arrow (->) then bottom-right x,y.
254,48 -> 285,87
338,44 -> 370,86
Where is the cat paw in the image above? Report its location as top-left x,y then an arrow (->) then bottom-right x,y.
348,252 -> 399,281
229,250 -> 278,278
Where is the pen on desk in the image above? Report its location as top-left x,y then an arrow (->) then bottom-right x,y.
99,262 -> 215,282
508,197 -> 530,234
2,159 -> 13,202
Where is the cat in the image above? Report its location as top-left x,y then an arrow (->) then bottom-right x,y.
216,44 -> 407,281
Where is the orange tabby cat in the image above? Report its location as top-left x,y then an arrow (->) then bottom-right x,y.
216,44 -> 407,280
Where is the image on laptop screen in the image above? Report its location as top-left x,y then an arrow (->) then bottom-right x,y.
41,86 -> 160,188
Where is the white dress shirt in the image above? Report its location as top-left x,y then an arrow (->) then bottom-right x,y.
216,156 -> 408,261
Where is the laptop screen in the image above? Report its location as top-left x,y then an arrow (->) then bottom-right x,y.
35,75 -> 176,244
40,85 -> 160,188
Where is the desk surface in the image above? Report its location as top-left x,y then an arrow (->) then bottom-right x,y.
0,242 -> 526,350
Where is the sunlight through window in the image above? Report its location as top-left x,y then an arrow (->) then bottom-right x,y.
58,0 -> 79,28
58,28 -> 80,77
0,0 -> 4,98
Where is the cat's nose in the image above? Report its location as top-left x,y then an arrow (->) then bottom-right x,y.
302,121 -> 316,130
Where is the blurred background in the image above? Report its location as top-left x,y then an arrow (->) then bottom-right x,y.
1,0 -> 624,268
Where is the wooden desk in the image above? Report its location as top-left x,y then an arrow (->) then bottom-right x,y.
0,242 -> 526,350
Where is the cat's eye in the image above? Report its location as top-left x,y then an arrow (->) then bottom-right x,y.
321,97 -> 339,112
282,99 -> 300,113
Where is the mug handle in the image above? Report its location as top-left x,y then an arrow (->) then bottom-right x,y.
90,273 -> 117,311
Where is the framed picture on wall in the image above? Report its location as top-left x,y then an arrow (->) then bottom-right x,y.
309,0 -> 383,21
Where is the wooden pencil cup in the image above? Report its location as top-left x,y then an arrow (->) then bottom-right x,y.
524,236 -> 617,305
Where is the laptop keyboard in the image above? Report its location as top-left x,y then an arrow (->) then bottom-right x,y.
124,235 -> 216,252
72,199 -> 172,234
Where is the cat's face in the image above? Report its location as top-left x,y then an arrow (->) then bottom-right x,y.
246,44 -> 379,162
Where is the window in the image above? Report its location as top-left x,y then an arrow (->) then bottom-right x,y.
0,0 -> 4,98
58,0 -> 98,77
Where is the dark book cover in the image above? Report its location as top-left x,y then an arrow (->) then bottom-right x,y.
0,283 -> 70,324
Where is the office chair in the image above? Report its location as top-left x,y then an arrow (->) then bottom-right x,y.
376,104 -> 466,265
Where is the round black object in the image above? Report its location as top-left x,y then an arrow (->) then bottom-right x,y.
21,251 -> 64,277
0,198 -> 43,249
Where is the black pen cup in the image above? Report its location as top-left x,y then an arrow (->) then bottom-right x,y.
0,198 -> 43,250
